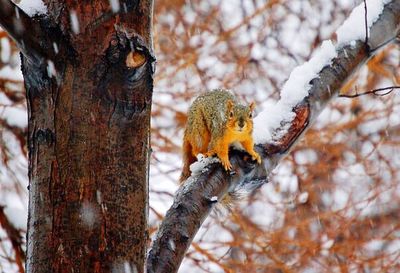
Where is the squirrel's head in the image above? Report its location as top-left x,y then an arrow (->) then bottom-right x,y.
226,100 -> 255,134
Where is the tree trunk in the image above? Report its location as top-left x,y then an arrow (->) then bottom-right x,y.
10,1 -> 155,272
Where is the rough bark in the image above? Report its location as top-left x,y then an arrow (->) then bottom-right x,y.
1,1 -> 154,273
146,1 -> 400,272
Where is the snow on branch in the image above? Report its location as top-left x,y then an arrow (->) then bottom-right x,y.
147,1 -> 400,272
336,0 -> 392,47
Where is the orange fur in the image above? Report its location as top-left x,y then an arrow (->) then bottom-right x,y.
180,89 -> 261,182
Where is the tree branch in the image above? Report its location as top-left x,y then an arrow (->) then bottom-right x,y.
0,0 -> 51,63
146,1 -> 400,272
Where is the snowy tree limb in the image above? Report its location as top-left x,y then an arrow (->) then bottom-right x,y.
0,0 -> 53,63
146,1 -> 400,272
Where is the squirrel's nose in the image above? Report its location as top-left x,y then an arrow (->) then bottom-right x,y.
238,119 -> 245,128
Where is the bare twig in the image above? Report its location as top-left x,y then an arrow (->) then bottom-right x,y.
339,86 -> 400,98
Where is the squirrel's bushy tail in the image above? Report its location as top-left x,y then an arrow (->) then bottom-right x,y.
214,190 -> 249,215
215,178 -> 266,215
215,192 -> 241,214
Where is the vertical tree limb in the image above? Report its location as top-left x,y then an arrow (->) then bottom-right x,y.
13,1 -> 156,273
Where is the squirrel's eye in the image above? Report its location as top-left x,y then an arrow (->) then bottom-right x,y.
229,111 -> 234,118
249,112 -> 253,118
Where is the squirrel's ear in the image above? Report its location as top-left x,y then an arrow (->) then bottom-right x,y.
227,100 -> 234,119
227,100 -> 234,111
249,102 -> 256,111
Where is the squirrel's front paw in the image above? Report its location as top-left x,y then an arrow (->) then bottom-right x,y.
251,152 -> 262,164
220,157 -> 232,171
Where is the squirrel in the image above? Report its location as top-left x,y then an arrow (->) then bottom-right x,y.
180,89 -> 261,183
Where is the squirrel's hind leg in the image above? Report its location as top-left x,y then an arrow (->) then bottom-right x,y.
180,140 -> 196,183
